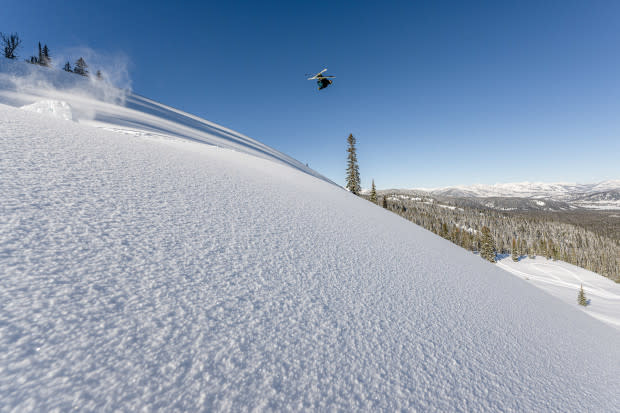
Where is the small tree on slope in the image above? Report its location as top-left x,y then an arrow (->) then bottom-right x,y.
74,57 -> 88,76
345,133 -> 361,195
41,44 -> 51,66
578,285 -> 587,306
480,226 -> 496,263
512,238 -> 519,262
1,32 -> 21,59
370,179 -> 377,204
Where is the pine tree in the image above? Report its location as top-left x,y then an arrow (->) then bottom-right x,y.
63,61 -> 72,72
382,195 -> 388,208
345,133 -> 361,195
1,32 -> 21,59
370,179 -> 377,203
74,57 -> 88,76
480,226 -> 496,263
512,238 -> 519,262
41,44 -> 50,66
578,284 -> 587,306
440,222 -> 449,239
96,70 -> 103,80
546,239 -> 554,260
520,238 -> 527,257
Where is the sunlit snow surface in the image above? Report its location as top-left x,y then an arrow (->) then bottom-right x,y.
20,99 -> 73,121
0,59 -> 332,186
1,63 -> 620,411
497,256 -> 620,329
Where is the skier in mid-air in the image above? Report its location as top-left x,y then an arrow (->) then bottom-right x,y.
307,69 -> 335,90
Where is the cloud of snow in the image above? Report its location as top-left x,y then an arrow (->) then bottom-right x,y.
0,48 -> 133,120
54,46 -> 133,93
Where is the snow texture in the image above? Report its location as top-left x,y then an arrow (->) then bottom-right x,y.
497,256 -> 620,329
0,59 -> 332,186
20,100 -> 73,121
1,62 -> 620,411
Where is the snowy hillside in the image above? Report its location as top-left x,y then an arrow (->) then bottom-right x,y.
497,257 -> 620,329
0,59 -> 332,185
1,62 -> 620,411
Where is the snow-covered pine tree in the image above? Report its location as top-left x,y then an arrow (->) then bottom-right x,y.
578,284 -> 587,306
512,238 -> 519,261
480,226 -> 496,263
370,179 -> 377,203
63,61 -> 72,72
345,133 -> 361,195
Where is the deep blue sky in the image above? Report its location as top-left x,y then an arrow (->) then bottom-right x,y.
3,0 -> 620,188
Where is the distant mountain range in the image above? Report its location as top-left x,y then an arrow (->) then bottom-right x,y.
420,180 -> 620,200
376,180 -> 620,211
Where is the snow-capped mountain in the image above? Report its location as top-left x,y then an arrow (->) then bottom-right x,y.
412,180 -> 620,210
425,180 -> 620,200
1,60 -> 619,411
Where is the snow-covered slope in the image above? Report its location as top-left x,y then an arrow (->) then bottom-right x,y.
1,63 -> 620,411
497,257 -> 620,329
0,59 -> 332,185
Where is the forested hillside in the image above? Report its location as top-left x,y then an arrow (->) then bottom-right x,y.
376,193 -> 620,281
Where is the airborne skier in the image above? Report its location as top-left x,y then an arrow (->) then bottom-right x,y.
307,68 -> 335,90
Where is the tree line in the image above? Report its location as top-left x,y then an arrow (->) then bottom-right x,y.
380,192 -> 619,281
1,31 -> 103,79
344,134 -> 618,281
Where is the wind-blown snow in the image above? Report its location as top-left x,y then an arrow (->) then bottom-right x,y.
0,59 -> 331,186
1,63 -> 620,411
20,99 -> 73,121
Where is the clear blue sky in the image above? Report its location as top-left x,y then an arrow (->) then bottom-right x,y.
3,0 -> 620,188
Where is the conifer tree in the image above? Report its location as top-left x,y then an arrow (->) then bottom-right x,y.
345,133 -> 361,195
520,238 -> 527,257
63,61 -> 72,72
512,238 -> 519,262
370,179 -> 377,203
450,225 -> 460,244
440,222 -> 449,239
480,226 -> 496,263
41,44 -> 50,66
96,70 -> 103,80
1,32 -> 21,59
74,57 -> 88,76
578,284 -> 587,306
382,195 -> 388,208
